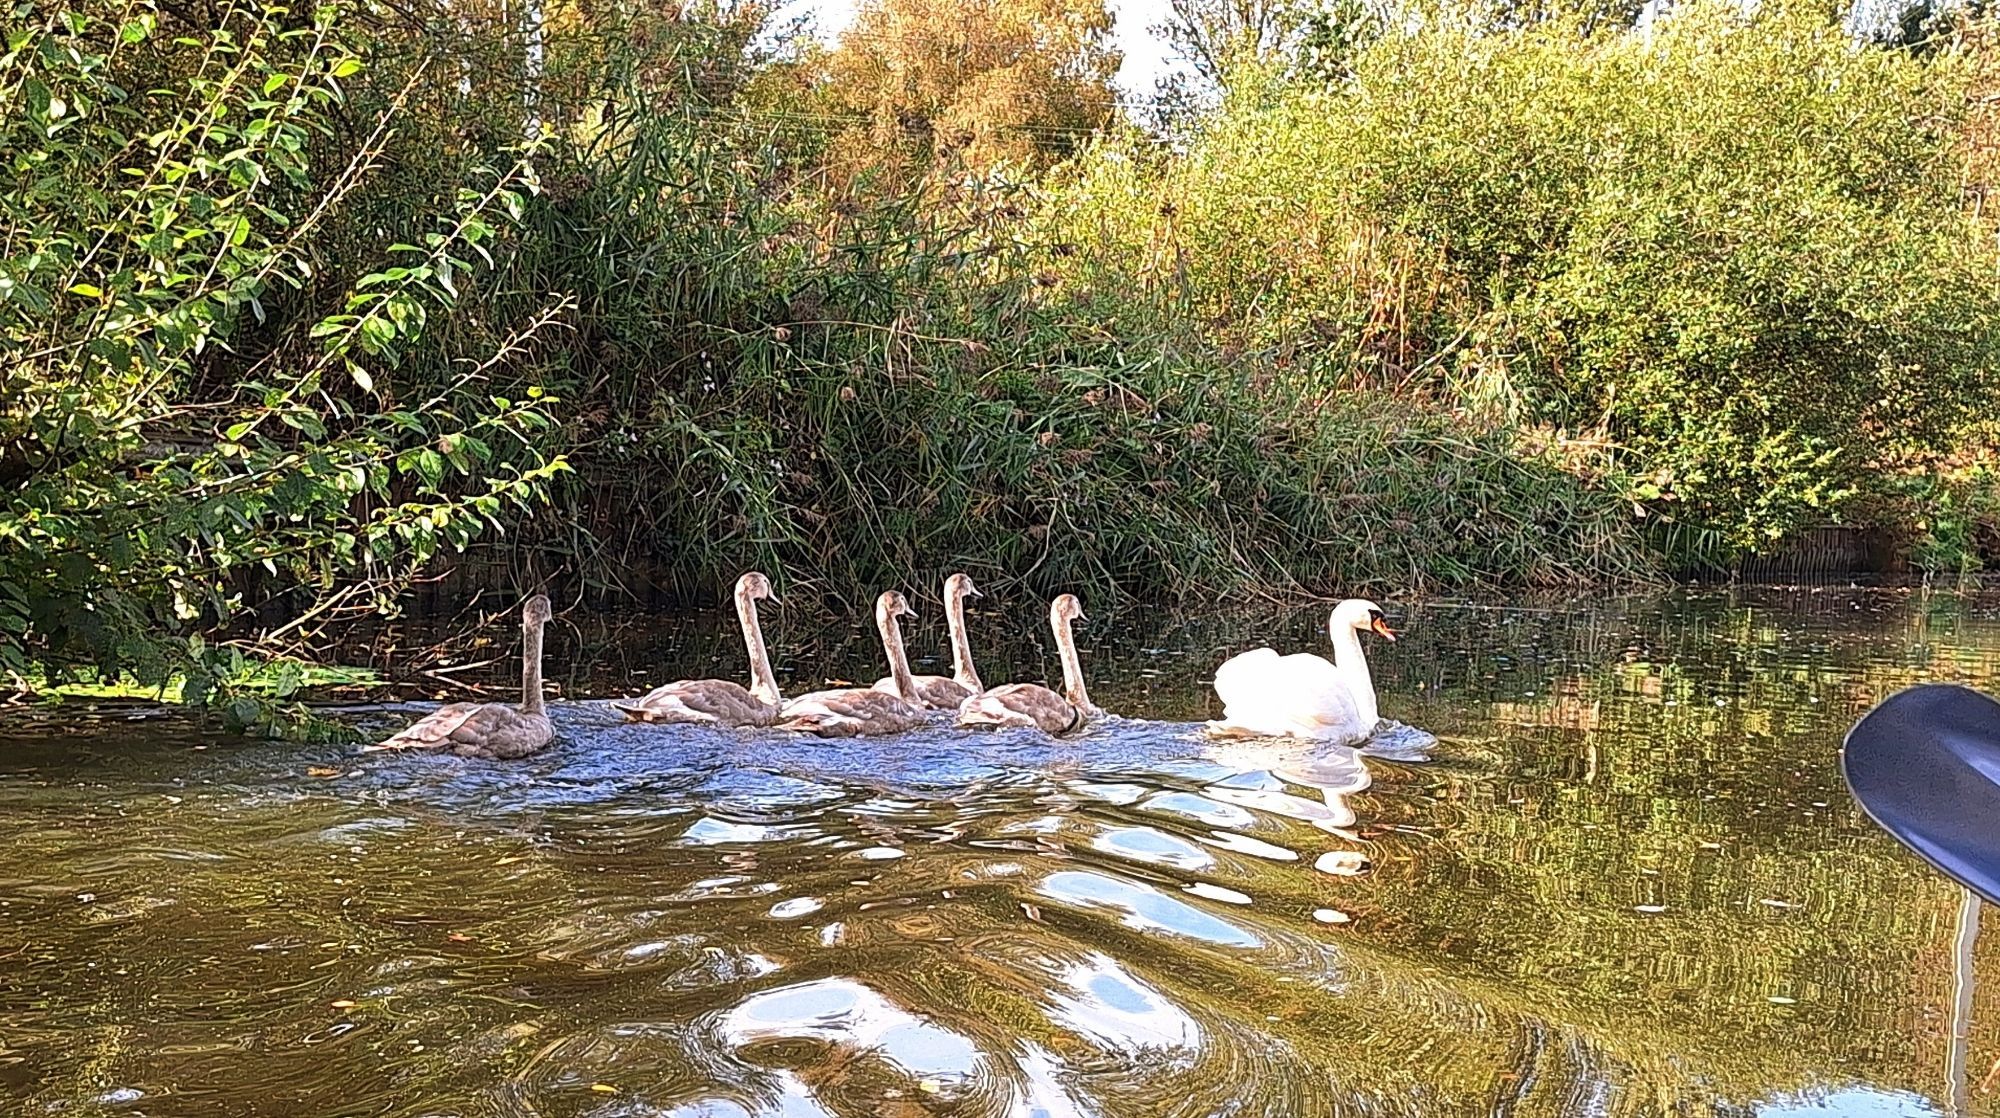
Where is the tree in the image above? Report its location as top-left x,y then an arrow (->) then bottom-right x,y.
1153,0 -> 1645,95
821,0 -> 1120,176
1152,0 -> 1323,87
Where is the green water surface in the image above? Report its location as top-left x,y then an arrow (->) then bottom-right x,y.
2,588 -> 1994,1116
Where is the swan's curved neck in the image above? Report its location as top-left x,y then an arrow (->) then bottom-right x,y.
1329,620 -> 1377,727
945,591 -> 982,691
520,615 -> 547,717
736,588 -> 780,705
1053,612 -> 1093,713
878,605 -> 917,702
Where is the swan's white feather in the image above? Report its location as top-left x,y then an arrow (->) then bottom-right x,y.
1210,648 -> 1368,743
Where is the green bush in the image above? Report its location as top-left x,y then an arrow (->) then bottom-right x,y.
0,0 -> 565,706
1044,0 -> 2000,561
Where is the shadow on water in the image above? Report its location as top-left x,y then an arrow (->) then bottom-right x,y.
9,587 -> 2000,1115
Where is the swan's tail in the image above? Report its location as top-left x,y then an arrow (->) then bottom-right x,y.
610,695 -> 722,724
364,704 -> 478,751
774,712 -> 859,738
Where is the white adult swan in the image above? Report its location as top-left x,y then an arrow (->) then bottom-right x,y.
776,590 -> 931,737
369,594 -> 555,759
958,593 -> 1099,735
1205,598 -> 1396,744
612,571 -> 782,726
876,572 -> 983,709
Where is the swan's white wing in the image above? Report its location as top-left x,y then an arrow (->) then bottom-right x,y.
1211,650 -> 1366,741
1212,648 -> 1281,704
1263,653 -> 1367,739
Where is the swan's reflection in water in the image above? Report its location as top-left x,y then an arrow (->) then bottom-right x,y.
1194,736 -> 1377,860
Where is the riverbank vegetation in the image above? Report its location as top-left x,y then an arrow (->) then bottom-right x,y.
3,0 -> 1996,707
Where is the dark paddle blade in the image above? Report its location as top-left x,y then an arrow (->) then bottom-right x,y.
1843,683 -> 2000,906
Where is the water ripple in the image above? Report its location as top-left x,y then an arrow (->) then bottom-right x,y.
3,591 -> 1991,1116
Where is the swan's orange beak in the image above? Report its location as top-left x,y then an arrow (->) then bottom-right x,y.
1369,617 -> 1397,641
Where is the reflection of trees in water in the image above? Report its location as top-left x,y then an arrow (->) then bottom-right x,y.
21,588 -> 2000,1114
1354,589 -> 2000,1114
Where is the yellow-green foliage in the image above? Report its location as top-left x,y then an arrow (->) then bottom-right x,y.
819,0 -> 1122,177
1044,1 -> 2000,559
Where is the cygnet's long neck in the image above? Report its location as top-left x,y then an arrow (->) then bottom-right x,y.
1053,610 -> 1094,714
1329,619 -> 1377,727
736,587 -> 781,705
945,590 -> 982,691
520,615 -> 547,717
878,602 -> 917,702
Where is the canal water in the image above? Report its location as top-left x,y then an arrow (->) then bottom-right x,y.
4,588 -> 1999,1116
